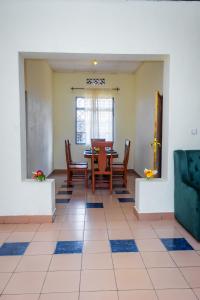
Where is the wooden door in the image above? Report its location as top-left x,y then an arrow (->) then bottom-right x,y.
152,91 -> 163,178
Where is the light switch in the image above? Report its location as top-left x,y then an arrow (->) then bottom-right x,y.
191,128 -> 198,135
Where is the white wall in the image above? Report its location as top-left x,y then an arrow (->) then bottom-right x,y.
53,72 -> 135,170
134,62 -> 163,177
25,60 -> 53,178
0,0 -> 200,216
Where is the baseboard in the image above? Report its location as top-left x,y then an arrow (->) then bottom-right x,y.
51,169 -> 140,176
133,206 -> 174,221
50,169 -> 66,175
131,169 -> 142,178
0,215 -> 54,224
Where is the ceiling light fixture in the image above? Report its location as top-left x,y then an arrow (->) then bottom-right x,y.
92,60 -> 98,66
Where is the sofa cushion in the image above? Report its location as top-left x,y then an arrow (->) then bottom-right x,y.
186,151 -> 200,190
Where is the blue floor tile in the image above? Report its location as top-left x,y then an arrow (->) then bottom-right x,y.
0,242 -> 29,256
57,191 -> 72,195
86,203 -> 104,208
161,238 -> 193,251
54,241 -> 83,254
118,197 -> 135,203
110,239 -> 138,252
56,199 -> 70,204
115,190 -> 130,194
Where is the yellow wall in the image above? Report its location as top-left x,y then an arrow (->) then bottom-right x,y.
134,62 -> 164,176
25,60 -> 53,177
53,72 -> 136,169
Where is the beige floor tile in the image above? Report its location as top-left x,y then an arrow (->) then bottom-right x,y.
14,224 -> 40,232
6,232 -> 35,242
170,251 -> 200,267
0,273 -> 12,293
80,291 -> 118,300
65,208 -> 85,214
112,253 -> 145,269
0,233 -> 11,243
0,295 -> 39,300
80,270 -> 116,291
25,241 -> 56,255
0,256 -> 21,272
85,222 -> 107,230
156,289 -> 197,300
60,221 -> 84,230
83,241 -> 110,253
141,252 -> 176,268
82,253 -> 113,269
16,255 -> 52,272
148,268 -> 189,289
131,228 -> 157,239
136,239 -> 166,252
154,228 -> 183,238
42,271 -> 80,293
108,229 -> 133,239
184,237 -> 200,251
0,225 -> 16,233
38,223 -> 61,232
4,272 -> 46,294
49,254 -> 81,270
39,293 -> 79,300
193,288 -> 200,299
64,215 -> 85,222
33,231 -> 59,242
58,230 -> 83,241
107,221 -> 129,230
115,269 -> 153,290
180,267 -> 200,288
84,230 -> 108,241
118,290 -> 157,300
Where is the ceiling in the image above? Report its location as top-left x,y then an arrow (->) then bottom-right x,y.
47,59 -> 142,74
23,53 -> 165,74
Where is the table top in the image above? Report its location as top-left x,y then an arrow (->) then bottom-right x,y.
84,149 -> 118,158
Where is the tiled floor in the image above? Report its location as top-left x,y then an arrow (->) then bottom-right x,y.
1,174 -> 200,299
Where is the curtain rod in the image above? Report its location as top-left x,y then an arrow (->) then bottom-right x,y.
71,87 -> 120,91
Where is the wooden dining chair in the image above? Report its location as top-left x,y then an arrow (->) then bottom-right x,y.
65,140 -> 88,187
66,140 -> 87,165
112,139 -> 131,187
91,138 -> 106,144
91,141 -> 113,193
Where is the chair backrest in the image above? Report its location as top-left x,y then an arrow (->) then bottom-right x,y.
123,139 -> 131,168
65,139 -> 71,168
91,141 -> 113,172
91,138 -> 106,144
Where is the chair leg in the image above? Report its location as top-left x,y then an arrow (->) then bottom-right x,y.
67,169 -> 71,187
85,170 -> 88,189
92,173 -> 95,193
110,174 -> 112,194
123,172 -> 127,187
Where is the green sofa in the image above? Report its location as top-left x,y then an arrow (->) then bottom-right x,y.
174,150 -> 200,241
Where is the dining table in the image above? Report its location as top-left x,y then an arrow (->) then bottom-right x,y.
84,149 -> 118,159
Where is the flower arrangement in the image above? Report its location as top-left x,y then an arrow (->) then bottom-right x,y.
32,170 -> 46,181
144,168 -> 158,179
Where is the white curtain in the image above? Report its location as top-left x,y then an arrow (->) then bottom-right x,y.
84,96 -> 113,145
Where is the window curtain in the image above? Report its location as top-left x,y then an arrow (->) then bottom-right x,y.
84,90 -> 114,145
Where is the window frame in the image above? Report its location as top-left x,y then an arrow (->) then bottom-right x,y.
75,96 -> 115,145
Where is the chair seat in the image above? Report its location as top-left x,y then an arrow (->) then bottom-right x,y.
112,162 -> 123,165
69,164 -> 88,169
112,164 -> 125,172
71,161 -> 87,165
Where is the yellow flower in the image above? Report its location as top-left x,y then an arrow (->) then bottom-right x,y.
144,168 -> 157,179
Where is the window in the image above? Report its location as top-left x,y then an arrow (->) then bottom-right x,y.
75,97 -> 114,144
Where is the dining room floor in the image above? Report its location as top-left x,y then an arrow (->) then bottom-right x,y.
1,173 -> 200,300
